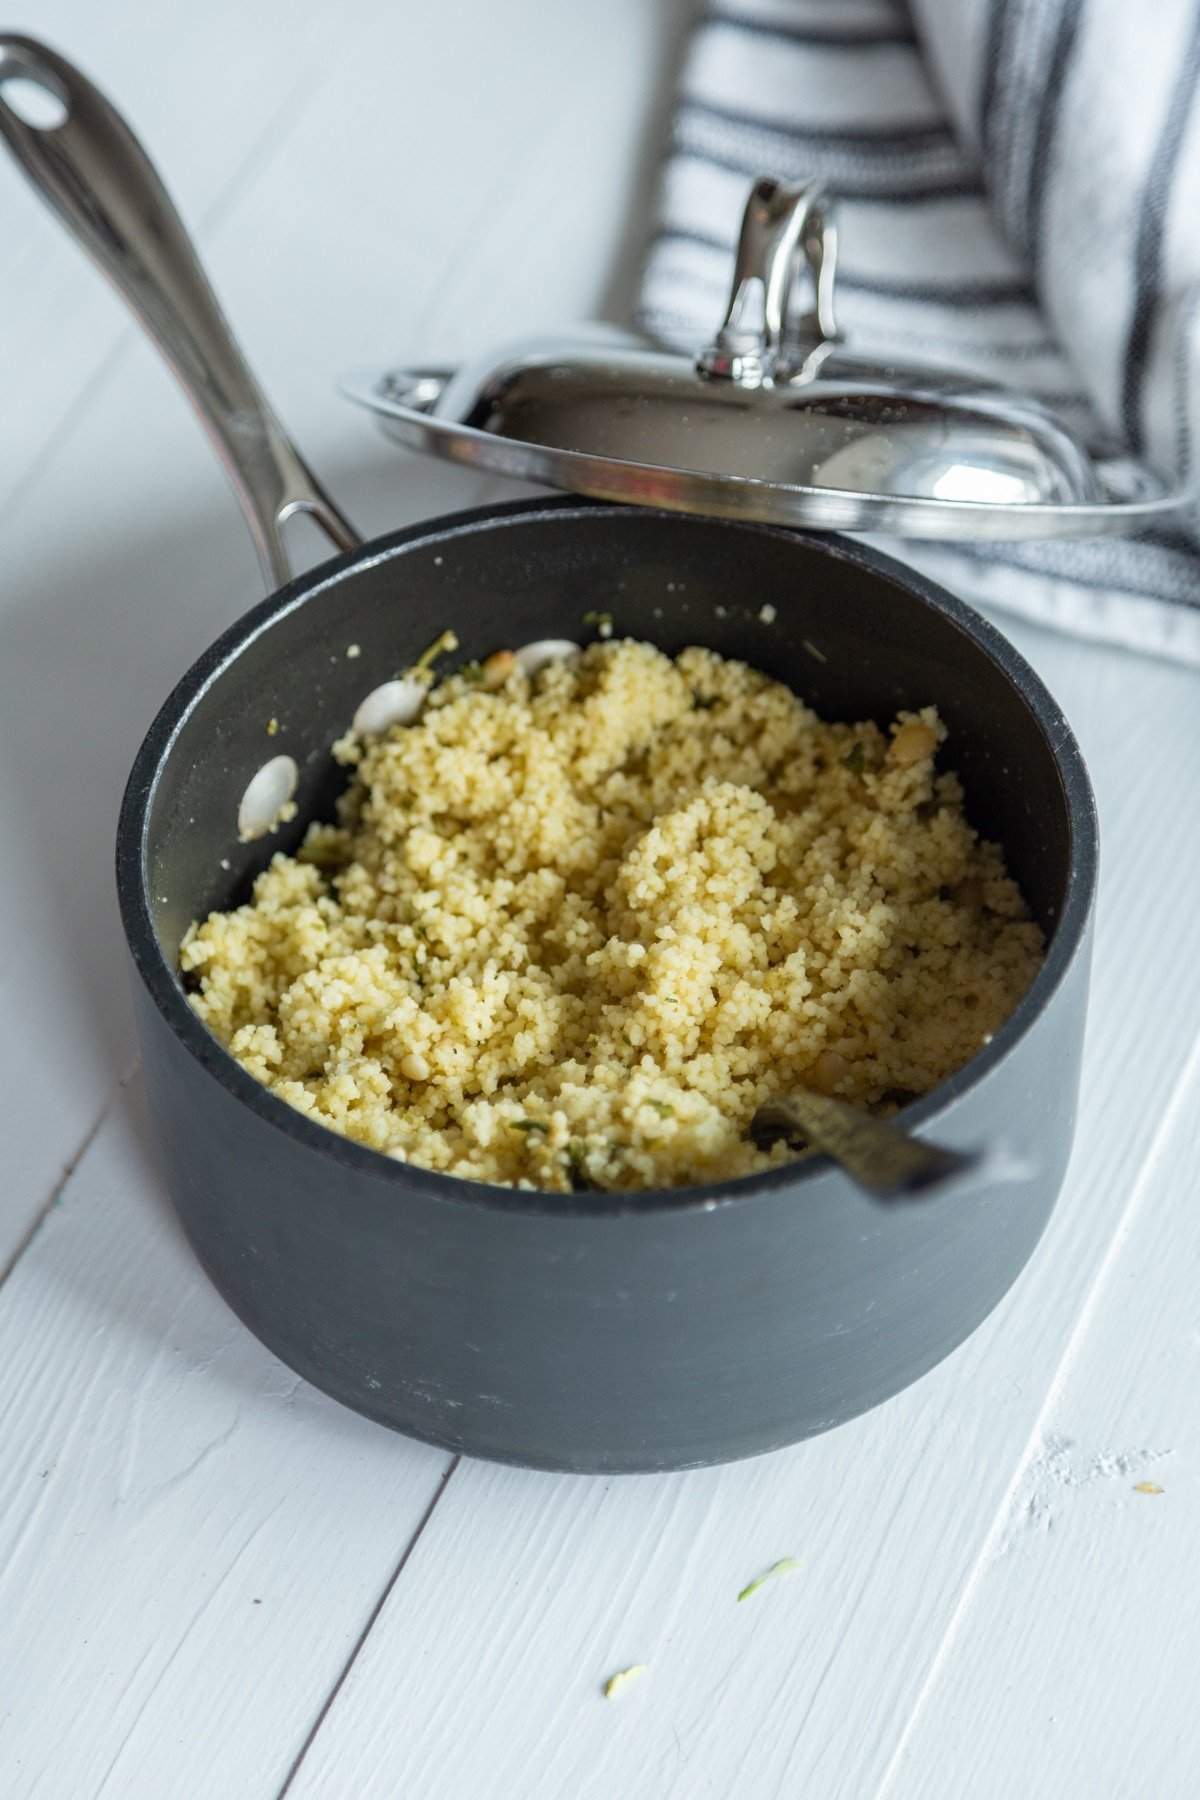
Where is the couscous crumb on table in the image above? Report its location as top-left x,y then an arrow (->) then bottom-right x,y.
181,639 -> 1044,1190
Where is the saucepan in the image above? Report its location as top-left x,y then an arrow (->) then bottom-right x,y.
0,36 -> 1098,1471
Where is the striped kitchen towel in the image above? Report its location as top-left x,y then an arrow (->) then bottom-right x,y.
639,0 -> 1200,664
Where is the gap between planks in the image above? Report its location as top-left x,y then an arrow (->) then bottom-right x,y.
277,1454 -> 463,1799
872,1020 -> 1200,1799
0,1056 -> 137,1295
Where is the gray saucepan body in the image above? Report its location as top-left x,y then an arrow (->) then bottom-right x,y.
117,499 -> 1097,1473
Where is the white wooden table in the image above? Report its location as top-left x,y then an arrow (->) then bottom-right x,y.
2,5 -> 1199,1795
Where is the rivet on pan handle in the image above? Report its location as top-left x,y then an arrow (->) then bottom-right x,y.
0,34 -> 360,587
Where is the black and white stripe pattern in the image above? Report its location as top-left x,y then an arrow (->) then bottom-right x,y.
640,0 -> 1200,663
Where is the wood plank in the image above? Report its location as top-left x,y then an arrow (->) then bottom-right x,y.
881,1041 -> 1200,1798
0,0 -> 351,515
0,1078 -> 454,1796
281,617 -> 1200,1799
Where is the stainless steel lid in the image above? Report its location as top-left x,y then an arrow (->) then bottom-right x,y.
342,176 -> 1189,541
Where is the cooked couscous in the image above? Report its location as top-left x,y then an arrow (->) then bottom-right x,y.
181,638 -> 1044,1190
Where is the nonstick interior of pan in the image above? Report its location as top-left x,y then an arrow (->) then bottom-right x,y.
132,500 -> 1076,986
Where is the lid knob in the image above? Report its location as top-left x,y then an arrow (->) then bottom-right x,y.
697,176 -> 839,387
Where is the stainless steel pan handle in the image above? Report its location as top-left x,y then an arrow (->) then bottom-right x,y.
0,33 -> 359,587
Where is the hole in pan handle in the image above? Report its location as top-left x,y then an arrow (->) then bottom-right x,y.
0,33 -> 360,588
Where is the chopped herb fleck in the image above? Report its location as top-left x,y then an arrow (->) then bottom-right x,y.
644,1098 -> 674,1117
801,637 -> 827,663
510,1117 -> 548,1133
266,717 -> 279,736
840,741 -> 866,775
583,610 -> 614,629
603,1665 -> 646,1700
458,660 -> 485,684
737,1557 -> 802,1602
566,1139 -> 600,1192
413,922 -> 428,939
412,628 -> 459,673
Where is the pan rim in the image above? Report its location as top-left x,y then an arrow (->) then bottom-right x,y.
116,497 -> 1099,1218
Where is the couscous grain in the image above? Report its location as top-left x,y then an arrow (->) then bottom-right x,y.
181,639 -> 1044,1190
